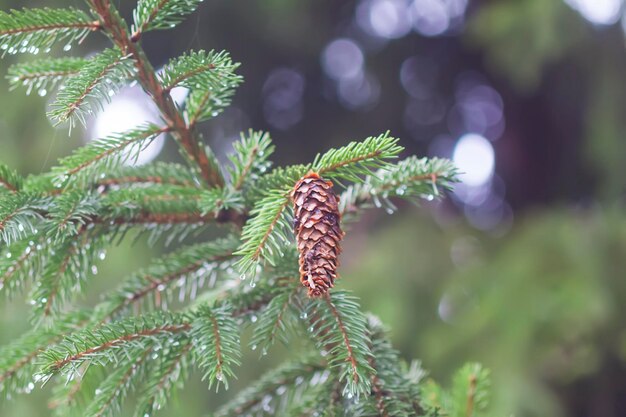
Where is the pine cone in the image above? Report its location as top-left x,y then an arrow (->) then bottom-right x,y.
291,172 -> 344,297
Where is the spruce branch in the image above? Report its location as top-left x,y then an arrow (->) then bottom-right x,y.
339,156 -> 458,217
213,355 -> 325,417
199,187 -> 245,216
0,311 -> 90,397
48,48 -> 136,127
158,49 -> 241,92
234,190 -> 293,275
90,0 -> 226,188
313,131 -> 403,183
102,184 -> 203,218
44,191 -> 100,243
190,303 -> 242,390
97,162 -> 198,189
0,193 -> 48,246
249,284 -> 301,353
39,312 -> 190,381
132,0 -> 204,40
135,338 -> 192,416
0,234 -> 43,296
306,291 -> 375,397
7,57 -> 87,95
83,347 -> 152,417
52,124 -> 171,188
0,163 -> 23,193
0,8 -> 99,56
420,363 -> 491,417
358,315 -> 419,417
97,237 -> 238,319
227,130 -> 274,191
29,230 -> 102,319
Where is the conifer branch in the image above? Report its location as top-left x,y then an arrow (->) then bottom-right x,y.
49,48 -> 136,127
84,347 -> 152,417
90,0 -> 226,188
228,130 -> 274,191
306,291 -> 375,396
0,194 -> 47,245
0,8 -> 100,55
190,303 -> 241,389
0,164 -> 22,193
250,284 -> 300,352
0,311 -> 90,395
314,131 -> 403,182
39,313 -> 190,379
132,0 -> 203,40
7,57 -> 87,95
135,340 -> 192,415
234,191 -> 292,275
98,237 -> 238,318
213,356 -> 325,417
97,162 -> 197,189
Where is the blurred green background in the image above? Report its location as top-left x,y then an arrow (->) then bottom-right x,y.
2,0 -> 626,416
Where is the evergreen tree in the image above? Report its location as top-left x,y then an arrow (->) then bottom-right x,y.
0,1 -> 491,415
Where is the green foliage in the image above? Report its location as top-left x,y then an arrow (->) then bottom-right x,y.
0,1 -> 483,415
421,363 -> 491,417
39,312 -> 190,380
7,57 -> 87,95
0,193 -> 47,245
339,156 -> 458,216
52,124 -> 168,188
213,355 -> 325,417
306,291 -> 375,397
0,164 -> 23,193
98,237 -> 238,319
226,130 -> 274,191
190,303 -> 241,390
158,49 -> 241,92
133,0 -> 204,35
0,8 -> 96,56
234,190 -> 293,275
48,48 -> 136,127
313,131 -> 403,183
250,284 -> 300,352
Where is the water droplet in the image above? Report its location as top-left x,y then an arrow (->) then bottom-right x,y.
426,194 -> 434,201
396,186 -> 407,195
63,44 -> 72,51
239,273 -> 246,281
95,388 -> 103,395
91,265 -> 98,275
300,312 -> 308,319
37,88 -> 47,97
98,250 -> 106,260
215,371 -> 223,381
27,382 -> 34,391
6,252 -> 11,259
251,344 -> 257,351
261,348 -> 268,356
17,223 -> 24,232
40,297 -> 47,304
249,280 -> 256,288
250,315 -> 258,323
157,284 -> 166,291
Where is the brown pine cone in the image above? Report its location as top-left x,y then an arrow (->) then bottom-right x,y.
291,172 -> 344,297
